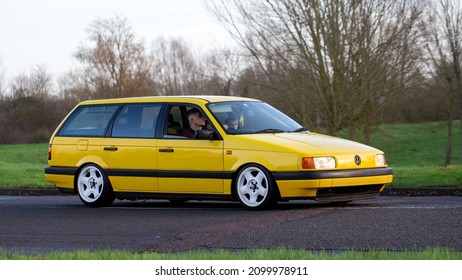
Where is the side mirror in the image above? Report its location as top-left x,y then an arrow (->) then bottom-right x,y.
196,129 -> 215,140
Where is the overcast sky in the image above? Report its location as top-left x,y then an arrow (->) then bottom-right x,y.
0,0 -> 231,80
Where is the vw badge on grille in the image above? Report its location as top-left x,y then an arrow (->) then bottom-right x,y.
354,155 -> 361,166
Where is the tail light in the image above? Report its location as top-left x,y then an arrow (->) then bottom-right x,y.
48,144 -> 52,160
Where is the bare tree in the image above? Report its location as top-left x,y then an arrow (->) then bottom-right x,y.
150,37 -> 209,95
207,47 -> 246,96
207,0 -> 426,142
9,65 -> 52,99
73,15 -> 155,99
0,66 -> 58,143
426,0 -> 462,166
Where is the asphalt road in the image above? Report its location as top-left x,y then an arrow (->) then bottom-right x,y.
0,195 -> 461,254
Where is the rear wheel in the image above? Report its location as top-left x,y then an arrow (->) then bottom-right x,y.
235,164 -> 277,210
77,164 -> 114,207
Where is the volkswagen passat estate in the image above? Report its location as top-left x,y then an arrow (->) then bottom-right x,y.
45,96 -> 393,209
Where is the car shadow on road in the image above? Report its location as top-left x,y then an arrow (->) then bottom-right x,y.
108,199 -> 376,211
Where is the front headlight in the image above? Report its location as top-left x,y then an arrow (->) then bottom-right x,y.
302,157 -> 336,169
375,154 -> 387,166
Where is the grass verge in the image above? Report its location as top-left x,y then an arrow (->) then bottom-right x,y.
1,247 -> 460,260
0,143 -> 54,188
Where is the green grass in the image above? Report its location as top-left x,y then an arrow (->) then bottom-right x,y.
370,121 -> 462,187
0,121 -> 461,188
371,121 -> 462,167
390,165 -> 462,187
0,143 -> 54,188
1,247 -> 460,260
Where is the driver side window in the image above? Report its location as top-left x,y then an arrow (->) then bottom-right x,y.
164,104 -> 213,139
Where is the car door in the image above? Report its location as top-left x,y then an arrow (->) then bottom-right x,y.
101,103 -> 161,192
157,104 -> 224,194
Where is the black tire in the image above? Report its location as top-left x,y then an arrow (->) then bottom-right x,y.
76,164 -> 115,207
235,164 -> 278,210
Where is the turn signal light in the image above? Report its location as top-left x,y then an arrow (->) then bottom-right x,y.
302,157 -> 315,169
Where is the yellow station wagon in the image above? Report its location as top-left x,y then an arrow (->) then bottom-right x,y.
45,96 -> 393,209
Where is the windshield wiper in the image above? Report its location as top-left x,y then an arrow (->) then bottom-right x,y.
253,128 -> 285,134
291,127 -> 308,132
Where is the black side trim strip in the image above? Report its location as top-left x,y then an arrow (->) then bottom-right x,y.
44,166 -> 78,175
157,170 -> 232,179
45,166 -> 235,180
272,167 -> 393,180
105,169 -> 234,180
105,169 -> 158,177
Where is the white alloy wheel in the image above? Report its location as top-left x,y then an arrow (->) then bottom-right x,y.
77,164 -> 114,207
235,165 -> 275,210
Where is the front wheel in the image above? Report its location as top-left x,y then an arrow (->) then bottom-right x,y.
235,164 -> 278,210
77,164 -> 114,207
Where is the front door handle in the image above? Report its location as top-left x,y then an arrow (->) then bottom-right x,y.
104,147 -> 118,151
159,148 -> 174,152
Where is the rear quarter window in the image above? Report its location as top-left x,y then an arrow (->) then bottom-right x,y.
57,105 -> 120,137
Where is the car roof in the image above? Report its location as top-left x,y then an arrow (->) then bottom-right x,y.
78,95 -> 259,105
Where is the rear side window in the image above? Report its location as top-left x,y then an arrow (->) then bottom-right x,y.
58,105 -> 120,137
111,103 -> 162,138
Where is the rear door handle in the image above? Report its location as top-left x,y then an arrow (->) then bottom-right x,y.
104,147 -> 118,151
159,148 -> 174,152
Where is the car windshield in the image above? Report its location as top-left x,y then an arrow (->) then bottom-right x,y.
207,101 -> 306,134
